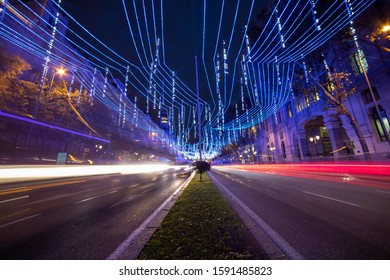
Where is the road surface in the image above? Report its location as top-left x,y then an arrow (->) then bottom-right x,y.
0,169 -> 190,259
210,165 -> 390,260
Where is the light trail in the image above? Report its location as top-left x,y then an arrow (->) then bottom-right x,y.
0,164 -> 191,183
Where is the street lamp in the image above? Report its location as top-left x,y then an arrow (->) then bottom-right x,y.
309,135 -> 320,155
33,67 -> 65,119
48,68 -> 65,94
269,145 -> 276,163
382,25 -> 390,32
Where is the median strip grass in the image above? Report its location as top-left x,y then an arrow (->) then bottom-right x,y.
138,172 -> 267,260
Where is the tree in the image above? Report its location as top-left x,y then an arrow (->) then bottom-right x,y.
304,69 -> 370,158
193,161 -> 210,182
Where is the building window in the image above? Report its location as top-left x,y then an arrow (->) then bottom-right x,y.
350,49 -> 369,76
279,132 -> 284,140
281,141 -> 287,158
361,87 -> 380,105
276,111 -> 282,124
287,102 -> 293,118
319,126 -> 329,138
372,106 -> 390,142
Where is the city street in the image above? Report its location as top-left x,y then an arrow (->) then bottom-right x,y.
0,168 -> 190,259
210,165 -> 390,259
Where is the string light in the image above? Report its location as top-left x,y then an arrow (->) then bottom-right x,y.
0,0 -> 375,159
309,0 -> 321,31
275,8 -> 286,48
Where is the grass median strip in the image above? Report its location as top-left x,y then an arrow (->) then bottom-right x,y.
138,172 -> 267,260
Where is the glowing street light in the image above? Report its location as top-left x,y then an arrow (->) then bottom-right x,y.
309,135 -> 320,155
382,25 -> 390,32
309,135 -> 320,143
34,67 -> 65,118
48,68 -> 66,94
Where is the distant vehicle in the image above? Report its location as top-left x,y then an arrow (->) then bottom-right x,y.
66,154 -> 93,165
169,162 -> 193,176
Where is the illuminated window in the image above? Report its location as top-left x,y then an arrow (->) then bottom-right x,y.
286,102 -> 293,118
281,141 -> 286,158
319,126 -> 329,138
350,49 -> 369,76
372,106 -> 390,142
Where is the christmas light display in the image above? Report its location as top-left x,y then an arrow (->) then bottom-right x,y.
0,0 -> 375,160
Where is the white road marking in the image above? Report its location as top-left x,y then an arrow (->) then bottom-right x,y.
0,208 -> 31,221
375,190 -> 390,195
75,190 -> 118,204
302,191 -> 362,208
0,195 -> 29,204
128,184 -> 140,188
209,172 -> 304,260
107,172 -> 196,260
0,213 -> 42,229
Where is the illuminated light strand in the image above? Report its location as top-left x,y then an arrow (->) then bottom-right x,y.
0,111 -> 109,143
132,0 -> 151,66
90,67 -> 97,105
67,72 -> 75,97
102,67 -> 108,98
223,40 -> 228,75
158,97 -> 161,119
322,52 -> 332,81
309,0 -> 321,31
275,8 -> 286,48
171,71 -> 175,112
242,55 -> 248,86
118,94 -> 123,127
344,0 -> 366,67
2,0 -> 378,155
302,54 -> 309,83
240,77 -> 245,111
153,83 -> 157,110
141,0 -> 154,60
122,102 -> 126,128
35,0 -> 62,118
275,55 -> 281,85
160,0 -> 166,64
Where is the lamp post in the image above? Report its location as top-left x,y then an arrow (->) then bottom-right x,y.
48,68 -> 65,94
33,67 -> 64,119
269,145 -> 276,163
309,135 -> 320,155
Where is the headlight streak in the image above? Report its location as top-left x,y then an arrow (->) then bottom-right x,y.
0,164 -> 191,182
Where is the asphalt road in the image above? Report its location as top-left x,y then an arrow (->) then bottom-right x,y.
0,170 -> 190,259
210,166 -> 390,260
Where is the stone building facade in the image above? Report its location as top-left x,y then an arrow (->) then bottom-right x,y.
256,3 -> 390,163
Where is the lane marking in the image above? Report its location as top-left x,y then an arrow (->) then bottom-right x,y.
128,184 -> 140,188
375,190 -> 390,195
108,185 -> 161,209
0,208 -> 31,221
0,213 -> 42,229
0,195 -> 29,204
75,190 -> 118,204
302,191 -> 362,208
107,172 -> 196,260
208,172 -> 304,260
0,179 -> 87,195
